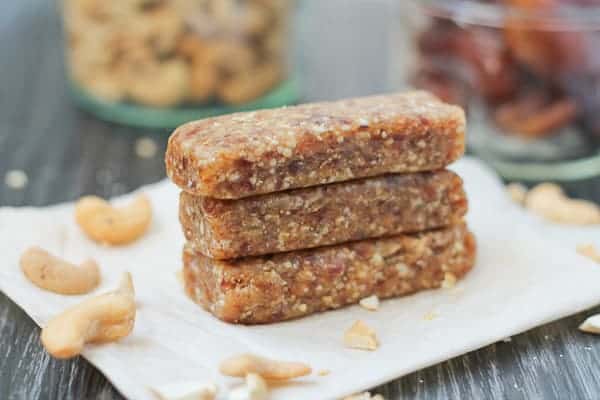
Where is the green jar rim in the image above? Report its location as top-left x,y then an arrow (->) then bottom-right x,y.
69,76 -> 300,130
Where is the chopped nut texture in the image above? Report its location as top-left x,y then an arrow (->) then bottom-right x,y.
166,91 -> 465,199
183,224 -> 476,324
344,320 -> 379,351
441,272 -> 457,289
180,170 -> 467,258
359,295 -> 380,311
228,374 -> 268,400
317,369 -> 331,376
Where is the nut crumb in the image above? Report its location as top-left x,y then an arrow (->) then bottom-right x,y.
423,311 -> 438,321
577,244 -> 600,264
150,381 -> 217,400
343,320 -> 379,351
579,314 -> 600,334
4,169 -> 28,189
317,369 -> 331,376
506,183 -> 527,205
441,272 -> 457,289
175,269 -> 184,285
525,183 -> 600,224
228,373 -> 268,400
135,137 -> 158,159
359,295 -> 380,311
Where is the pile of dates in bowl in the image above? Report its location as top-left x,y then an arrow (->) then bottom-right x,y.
409,0 -> 600,179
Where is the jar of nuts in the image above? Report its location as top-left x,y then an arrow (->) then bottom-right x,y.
62,0 -> 296,128
398,0 -> 600,181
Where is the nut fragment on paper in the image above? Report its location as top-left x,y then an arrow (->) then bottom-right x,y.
441,272 -> 457,288
506,182 -> 527,205
359,295 -> 379,311
343,320 -> 379,351
579,314 -> 600,334
228,374 -> 268,400
524,183 -> 600,224
576,244 -> 600,264
150,381 -> 217,400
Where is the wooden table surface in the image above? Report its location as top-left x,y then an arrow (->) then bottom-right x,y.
2,1 -> 600,399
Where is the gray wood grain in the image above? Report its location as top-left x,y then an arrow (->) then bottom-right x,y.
2,0 -> 600,399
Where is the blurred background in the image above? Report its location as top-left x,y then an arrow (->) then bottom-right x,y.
0,0 -> 398,208
6,0 -> 600,208
4,0 -> 600,398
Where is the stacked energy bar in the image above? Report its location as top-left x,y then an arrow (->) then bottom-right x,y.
166,91 -> 476,324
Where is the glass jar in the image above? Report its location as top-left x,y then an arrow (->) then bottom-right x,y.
398,0 -> 600,181
61,0 -> 297,128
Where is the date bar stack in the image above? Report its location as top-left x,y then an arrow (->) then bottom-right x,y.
166,91 -> 476,324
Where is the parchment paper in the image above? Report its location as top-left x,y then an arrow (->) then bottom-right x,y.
2,157 -> 600,400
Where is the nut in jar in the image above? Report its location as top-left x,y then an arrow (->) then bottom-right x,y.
62,0 -> 291,107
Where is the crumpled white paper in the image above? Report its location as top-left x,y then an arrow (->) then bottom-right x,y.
2,157 -> 600,400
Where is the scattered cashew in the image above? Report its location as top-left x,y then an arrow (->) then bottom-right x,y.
228,373 -> 268,400
524,183 -> 600,225
219,353 -> 312,381
579,314 -> 600,334
150,381 -> 218,400
75,194 -> 152,245
41,272 -> 136,359
20,247 -> 100,295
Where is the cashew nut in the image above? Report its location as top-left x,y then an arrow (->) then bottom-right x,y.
525,183 -> 600,225
126,59 -> 190,107
219,353 -> 311,381
20,247 -> 100,295
343,320 -> 379,351
75,194 -> 152,245
218,62 -> 282,105
150,381 -> 218,400
41,272 -> 136,359
228,373 -> 268,400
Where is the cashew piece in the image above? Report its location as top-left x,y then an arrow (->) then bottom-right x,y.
219,353 -> 312,381
75,194 -> 152,245
41,272 -> 136,359
20,246 -> 100,295
218,62 -> 282,105
525,183 -> 600,225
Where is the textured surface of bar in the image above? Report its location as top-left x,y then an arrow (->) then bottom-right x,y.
180,170 -> 467,259
166,91 -> 465,199
183,223 -> 476,324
